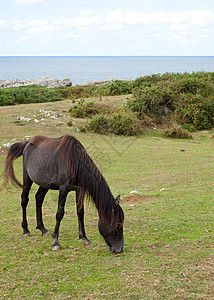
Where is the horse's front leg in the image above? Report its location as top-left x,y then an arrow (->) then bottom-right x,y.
35,187 -> 50,236
76,190 -> 93,247
52,188 -> 68,250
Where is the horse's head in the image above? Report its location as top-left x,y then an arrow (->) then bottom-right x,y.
98,195 -> 124,253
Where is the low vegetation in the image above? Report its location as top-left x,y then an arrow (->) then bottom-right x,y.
69,100 -> 142,136
69,100 -> 117,118
127,72 -> 214,131
86,110 -> 143,136
68,72 -> 214,136
0,72 -> 213,136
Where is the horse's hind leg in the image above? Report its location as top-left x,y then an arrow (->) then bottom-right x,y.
21,173 -> 33,237
76,190 -> 93,247
52,187 -> 68,250
35,187 -> 50,236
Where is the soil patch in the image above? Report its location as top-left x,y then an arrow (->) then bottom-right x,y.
122,193 -> 152,205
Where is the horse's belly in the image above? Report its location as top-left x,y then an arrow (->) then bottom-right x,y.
27,165 -> 59,189
24,148 -> 60,189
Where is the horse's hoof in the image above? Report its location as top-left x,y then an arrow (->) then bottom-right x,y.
52,245 -> 60,251
23,232 -> 31,237
83,238 -> 94,247
42,231 -> 51,237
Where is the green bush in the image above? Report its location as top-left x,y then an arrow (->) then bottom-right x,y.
0,86 -> 61,105
0,89 -> 15,105
68,86 -> 96,99
58,87 -> 70,99
87,110 -> 143,136
127,83 -> 178,119
177,77 -> 204,94
175,94 -> 214,130
69,101 -> 117,118
127,72 -> 214,130
105,80 -> 133,96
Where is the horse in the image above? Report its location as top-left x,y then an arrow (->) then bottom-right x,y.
4,134 -> 124,253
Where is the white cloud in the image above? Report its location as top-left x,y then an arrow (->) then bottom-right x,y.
78,10 -> 95,17
103,23 -> 123,30
28,20 -> 48,33
0,20 -> 7,28
27,19 -> 61,33
105,9 -> 214,27
13,0 -> 53,6
182,39 -> 195,45
14,0 -> 44,5
1,6 -> 213,55
188,10 -> 213,25
170,24 -> 189,31
12,20 -> 24,31
21,35 -> 30,41
64,14 -> 102,28
63,32 -> 81,40
168,35 -> 181,40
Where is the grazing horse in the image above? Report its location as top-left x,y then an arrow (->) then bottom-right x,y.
4,135 -> 124,253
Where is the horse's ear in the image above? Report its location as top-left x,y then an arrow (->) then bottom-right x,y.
114,195 -> 120,208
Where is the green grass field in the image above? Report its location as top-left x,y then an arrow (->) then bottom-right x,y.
0,98 -> 213,299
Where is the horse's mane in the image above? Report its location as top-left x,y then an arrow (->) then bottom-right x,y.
60,135 -> 114,224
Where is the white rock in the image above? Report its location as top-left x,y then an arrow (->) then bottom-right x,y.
129,191 -> 139,194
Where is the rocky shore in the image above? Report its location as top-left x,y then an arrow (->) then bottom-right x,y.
0,78 -> 119,88
77,78 -> 118,86
0,78 -> 72,88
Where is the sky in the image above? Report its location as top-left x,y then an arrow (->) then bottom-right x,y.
0,0 -> 214,56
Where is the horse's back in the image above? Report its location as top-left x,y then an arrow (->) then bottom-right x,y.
27,135 -> 60,147
23,135 -> 62,189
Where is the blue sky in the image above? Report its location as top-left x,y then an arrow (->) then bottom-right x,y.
0,0 -> 214,56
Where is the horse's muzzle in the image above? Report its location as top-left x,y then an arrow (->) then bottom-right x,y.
109,245 -> 124,254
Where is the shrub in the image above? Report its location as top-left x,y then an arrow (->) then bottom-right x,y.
175,94 -> 214,130
69,101 -> 117,118
163,123 -> 193,139
69,86 -> 96,99
87,114 -> 109,134
177,77 -> 204,94
58,87 -> 70,99
0,86 -> 62,105
127,72 -> 214,129
67,120 -> 73,127
105,80 -> 133,96
87,110 -> 143,136
127,83 -> 178,119
110,111 -> 143,136
0,89 -> 15,105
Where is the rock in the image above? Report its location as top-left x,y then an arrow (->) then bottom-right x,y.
77,78 -> 118,86
0,78 -> 72,88
129,191 -> 140,194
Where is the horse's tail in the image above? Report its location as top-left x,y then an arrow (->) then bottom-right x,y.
4,141 -> 29,188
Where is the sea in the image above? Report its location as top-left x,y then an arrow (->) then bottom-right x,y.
0,56 -> 213,86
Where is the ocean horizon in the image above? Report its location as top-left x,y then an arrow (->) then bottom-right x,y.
0,56 -> 213,85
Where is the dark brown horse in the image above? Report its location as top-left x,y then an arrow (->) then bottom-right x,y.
5,135 -> 124,253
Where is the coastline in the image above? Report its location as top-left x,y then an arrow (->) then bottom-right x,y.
0,78 -> 119,88
1,56 -> 214,86
0,78 -> 72,89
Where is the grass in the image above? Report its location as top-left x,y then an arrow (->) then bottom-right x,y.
0,98 -> 213,299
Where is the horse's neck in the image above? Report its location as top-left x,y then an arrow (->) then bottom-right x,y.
87,171 -> 114,221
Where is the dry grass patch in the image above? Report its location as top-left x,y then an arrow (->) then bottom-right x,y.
122,193 -> 154,205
